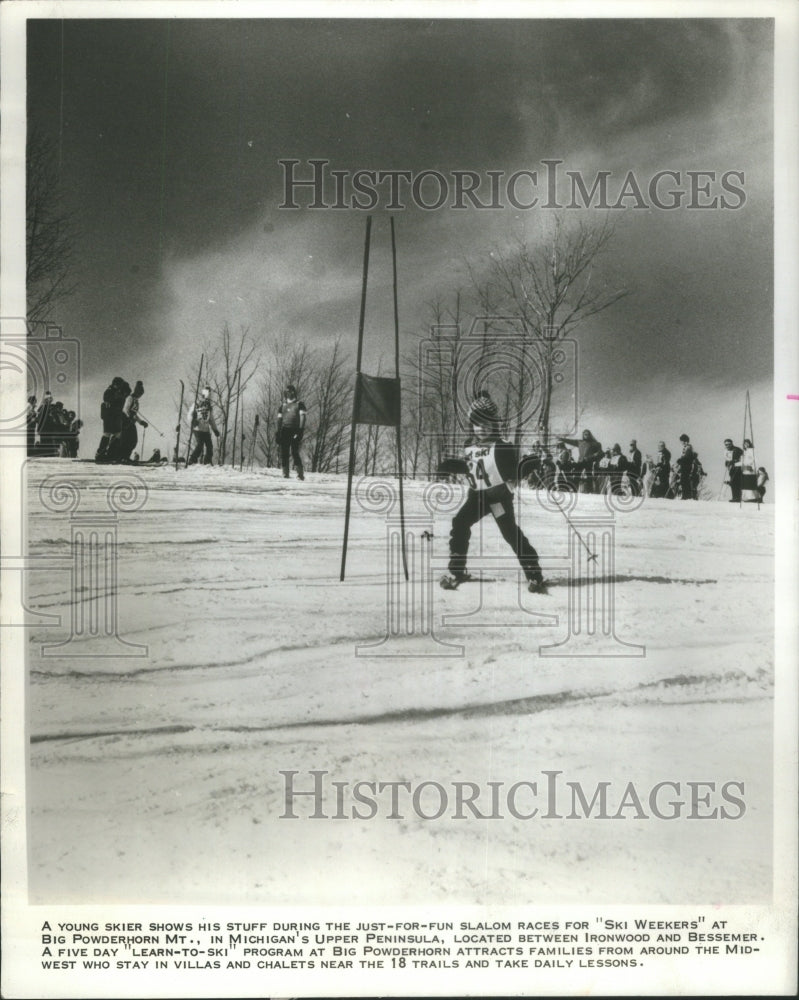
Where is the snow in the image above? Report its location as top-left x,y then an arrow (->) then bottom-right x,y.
26,460 -> 773,906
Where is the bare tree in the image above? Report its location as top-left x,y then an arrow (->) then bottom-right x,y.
477,213 -> 628,445
26,128 -> 78,328
308,337 -> 351,473
205,324 -> 260,465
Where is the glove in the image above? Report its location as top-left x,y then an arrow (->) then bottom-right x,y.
141,421 -> 149,428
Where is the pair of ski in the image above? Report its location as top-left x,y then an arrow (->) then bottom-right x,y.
439,573 -> 549,594
175,363 -> 261,471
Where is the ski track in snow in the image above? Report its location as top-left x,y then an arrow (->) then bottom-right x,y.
24,460 -> 774,905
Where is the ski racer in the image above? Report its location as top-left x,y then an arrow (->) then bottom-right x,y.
276,385 -> 306,480
437,391 -> 547,593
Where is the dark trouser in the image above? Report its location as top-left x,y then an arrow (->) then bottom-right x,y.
448,486 -> 541,582
679,474 -> 695,499
189,430 -> 214,465
628,469 -> 642,495
278,429 -> 304,478
729,469 -> 742,502
115,419 -> 137,462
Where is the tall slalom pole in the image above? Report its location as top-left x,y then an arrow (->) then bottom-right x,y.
174,379 -> 185,470
231,367 -> 242,469
185,354 -> 204,467
340,215 -> 372,582
390,216 -> 409,581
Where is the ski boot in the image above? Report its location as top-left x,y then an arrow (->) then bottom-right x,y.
439,571 -> 477,590
527,575 -> 549,595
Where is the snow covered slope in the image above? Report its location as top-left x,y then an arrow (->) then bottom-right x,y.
25,461 -> 773,905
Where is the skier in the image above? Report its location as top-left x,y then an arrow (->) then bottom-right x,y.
95,377 -> 130,463
723,438 -> 744,502
188,386 -> 220,465
276,384 -> 306,480
438,392 -> 547,594
119,381 -> 148,462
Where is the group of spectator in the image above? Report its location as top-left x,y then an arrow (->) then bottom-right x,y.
723,437 -> 768,503
523,430 -> 768,502
95,377 -> 148,464
26,391 -> 82,457
523,431 -> 650,497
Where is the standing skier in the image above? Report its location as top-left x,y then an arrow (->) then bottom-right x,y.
188,386 -> 220,465
439,392 -> 547,594
276,384 -> 306,480
119,380 -> 148,462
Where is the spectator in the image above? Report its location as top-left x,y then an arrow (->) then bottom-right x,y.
557,429 -> 603,493
650,441 -> 672,498
608,443 -> 628,495
675,433 -> 702,500
597,449 -> 612,494
756,467 -> 769,502
26,395 -> 37,454
627,439 -> 643,495
723,438 -> 744,502
740,438 -> 758,502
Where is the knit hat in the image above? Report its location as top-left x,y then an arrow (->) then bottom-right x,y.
468,392 -> 500,431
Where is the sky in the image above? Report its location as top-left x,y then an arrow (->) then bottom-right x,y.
22,13 -> 775,479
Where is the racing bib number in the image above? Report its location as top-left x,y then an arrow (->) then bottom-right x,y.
465,445 -> 502,491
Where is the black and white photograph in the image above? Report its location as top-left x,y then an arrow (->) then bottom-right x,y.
1,1 -> 797,997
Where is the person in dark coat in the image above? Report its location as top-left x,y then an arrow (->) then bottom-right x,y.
627,439 -> 643,495
439,392 -> 547,593
96,377 -> 130,463
557,429 -> 603,493
276,385 -> 306,480
676,433 -> 699,500
608,443 -> 629,495
26,395 -> 38,454
650,441 -> 672,498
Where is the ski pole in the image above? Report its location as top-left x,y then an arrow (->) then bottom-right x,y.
136,412 -> 165,437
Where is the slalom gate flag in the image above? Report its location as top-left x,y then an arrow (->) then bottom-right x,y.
354,373 -> 401,427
